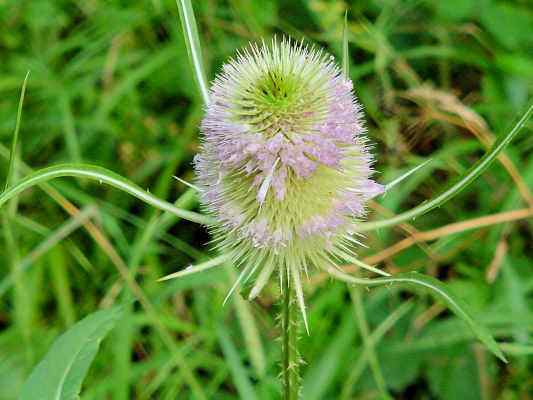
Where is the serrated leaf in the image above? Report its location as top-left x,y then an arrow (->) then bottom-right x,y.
19,307 -> 123,400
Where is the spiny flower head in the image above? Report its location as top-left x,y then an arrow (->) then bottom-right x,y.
194,38 -> 383,328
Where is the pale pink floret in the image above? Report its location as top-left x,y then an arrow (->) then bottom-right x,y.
194,44 -> 383,249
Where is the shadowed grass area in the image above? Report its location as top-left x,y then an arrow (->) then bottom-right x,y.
1,0 -> 532,399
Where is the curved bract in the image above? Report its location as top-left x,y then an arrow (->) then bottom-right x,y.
0,163 -> 211,225
357,104 -> 533,232
327,267 -> 507,362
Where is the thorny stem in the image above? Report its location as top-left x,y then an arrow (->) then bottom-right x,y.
281,266 -> 300,400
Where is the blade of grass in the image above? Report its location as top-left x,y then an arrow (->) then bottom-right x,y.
2,71 -> 32,362
0,145 -> 142,276
0,152 -> 207,398
342,10 -> 349,77
59,93 -> 82,163
0,206 -> 97,299
0,148 -> 208,398
48,246 -> 77,327
362,207 -> 533,266
340,301 -> 413,399
226,266 -> 266,378
357,104 -> 533,232
350,287 -> 391,399
302,310 -> 356,400
342,25 -> 389,397
175,0 -> 210,105
114,184 -> 201,400
97,47 -> 176,121
4,71 -> 29,190
326,267 -> 507,362
2,212 -> 32,356
217,326 -> 259,400
0,163 -> 212,225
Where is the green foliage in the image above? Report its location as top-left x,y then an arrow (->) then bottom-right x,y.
19,307 -> 123,400
328,269 -> 506,361
1,0 -> 532,399
0,163 -> 210,225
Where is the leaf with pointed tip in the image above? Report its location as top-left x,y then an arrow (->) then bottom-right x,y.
383,159 -> 432,193
19,307 -> 123,400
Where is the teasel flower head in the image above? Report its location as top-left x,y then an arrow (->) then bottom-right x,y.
194,37 -> 384,331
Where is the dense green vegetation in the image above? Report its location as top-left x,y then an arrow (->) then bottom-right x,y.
1,0 -> 532,398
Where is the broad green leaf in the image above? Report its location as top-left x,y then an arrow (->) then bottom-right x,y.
0,163 -> 212,225
19,307 -> 123,400
327,267 -> 507,362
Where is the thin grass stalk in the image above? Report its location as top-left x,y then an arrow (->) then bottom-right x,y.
4,71 -> 29,191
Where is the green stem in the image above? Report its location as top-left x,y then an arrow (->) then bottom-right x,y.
281,267 -> 300,400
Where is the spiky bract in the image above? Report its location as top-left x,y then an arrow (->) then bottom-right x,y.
194,38 -> 383,324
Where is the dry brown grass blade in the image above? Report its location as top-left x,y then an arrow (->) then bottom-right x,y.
363,207 -> 533,266
404,86 -> 533,208
309,207 -> 532,287
485,239 -> 508,283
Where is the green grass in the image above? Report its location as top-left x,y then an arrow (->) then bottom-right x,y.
1,0 -> 533,399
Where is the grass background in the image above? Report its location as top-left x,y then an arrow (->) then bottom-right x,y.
1,0 -> 533,398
